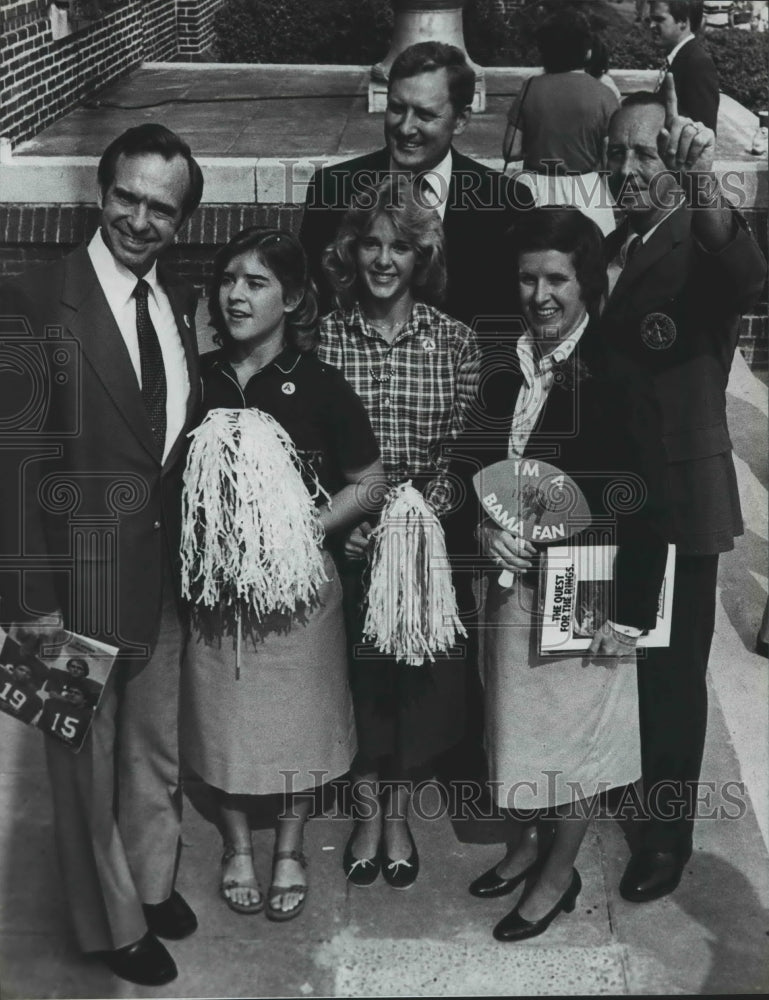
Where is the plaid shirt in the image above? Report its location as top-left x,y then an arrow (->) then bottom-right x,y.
319,302 -> 481,514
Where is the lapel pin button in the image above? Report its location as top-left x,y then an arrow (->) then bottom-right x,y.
282,381 -> 296,395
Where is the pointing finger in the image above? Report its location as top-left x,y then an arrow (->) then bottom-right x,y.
663,72 -> 679,127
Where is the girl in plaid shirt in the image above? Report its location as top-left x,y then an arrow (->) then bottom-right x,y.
319,175 -> 481,890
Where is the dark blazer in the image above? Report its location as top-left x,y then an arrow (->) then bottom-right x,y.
299,146 -> 534,329
446,326 -> 670,630
669,38 -> 720,132
0,244 -> 200,654
600,207 -> 766,555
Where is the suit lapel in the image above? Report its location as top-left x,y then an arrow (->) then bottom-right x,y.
603,207 -> 690,319
444,148 -> 482,229
159,269 -> 200,471
61,247 -> 159,459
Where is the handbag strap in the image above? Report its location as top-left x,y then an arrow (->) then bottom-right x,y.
503,75 -> 533,172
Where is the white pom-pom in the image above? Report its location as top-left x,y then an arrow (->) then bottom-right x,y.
180,407 -> 328,620
363,482 -> 466,666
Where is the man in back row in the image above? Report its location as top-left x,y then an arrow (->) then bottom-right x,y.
300,41 -> 534,330
649,0 -> 719,132
302,42 -> 535,805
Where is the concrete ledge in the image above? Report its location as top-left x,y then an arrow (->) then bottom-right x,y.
142,61 -> 373,72
0,157 -> 99,204
3,62 -> 764,207
2,154 -> 765,207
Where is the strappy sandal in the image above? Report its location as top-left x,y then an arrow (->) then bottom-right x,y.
266,849 -> 308,922
220,843 -> 264,915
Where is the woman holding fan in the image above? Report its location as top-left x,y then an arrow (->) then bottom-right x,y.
452,207 -> 669,940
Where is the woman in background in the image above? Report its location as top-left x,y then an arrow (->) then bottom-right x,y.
585,35 -> 621,102
502,8 -> 618,236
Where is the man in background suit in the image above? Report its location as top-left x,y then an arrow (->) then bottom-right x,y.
0,124 -> 203,986
649,0 -> 719,131
602,80 -> 765,901
300,40 -> 534,329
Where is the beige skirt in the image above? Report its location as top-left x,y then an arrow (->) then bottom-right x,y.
181,551 -> 356,796
483,573 -> 640,811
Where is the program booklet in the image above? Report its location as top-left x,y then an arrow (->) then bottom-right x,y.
539,544 -> 675,655
0,625 -> 118,752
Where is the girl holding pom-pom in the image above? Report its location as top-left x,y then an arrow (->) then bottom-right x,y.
181,228 -> 384,921
319,176 -> 481,889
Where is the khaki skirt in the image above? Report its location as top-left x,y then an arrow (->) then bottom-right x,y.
483,573 -> 640,811
181,551 -> 356,796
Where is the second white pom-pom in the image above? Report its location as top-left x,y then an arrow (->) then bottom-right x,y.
363,482 -> 466,666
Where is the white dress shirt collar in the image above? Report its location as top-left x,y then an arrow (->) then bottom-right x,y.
667,32 -> 694,66
389,150 -> 453,219
88,228 -> 162,309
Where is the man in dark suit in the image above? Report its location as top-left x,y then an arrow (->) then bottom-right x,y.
602,79 -> 765,901
649,0 -> 719,131
0,124 -> 203,985
299,40 -> 533,329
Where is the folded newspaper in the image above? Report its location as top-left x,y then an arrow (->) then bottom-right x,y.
539,544 -> 675,654
0,625 -> 118,752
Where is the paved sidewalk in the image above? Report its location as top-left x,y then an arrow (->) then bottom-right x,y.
0,355 -> 767,998
13,64 -> 761,166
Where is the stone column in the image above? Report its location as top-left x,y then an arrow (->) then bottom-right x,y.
369,0 -> 485,113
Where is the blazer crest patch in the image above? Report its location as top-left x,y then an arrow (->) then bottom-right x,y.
640,312 -> 677,351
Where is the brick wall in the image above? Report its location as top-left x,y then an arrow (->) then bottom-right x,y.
0,202 -> 765,369
176,0 -> 225,60
0,0 -> 47,30
142,0 -> 178,64
0,203 -> 303,293
1,2 -> 144,148
0,1 -> 226,150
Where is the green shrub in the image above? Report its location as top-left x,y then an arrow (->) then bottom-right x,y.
213,0 -> 393,64
213,0 -> 768,113
706,29 -> 769,114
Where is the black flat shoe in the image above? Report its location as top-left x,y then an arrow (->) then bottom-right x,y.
100,932 -> 177,986
382,827 -> 419,890
343,826 -> 381,887
143,889 -> 198,940
619,847 -> 691,903
469,858 -> 538,899
493,869 -> 582,942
